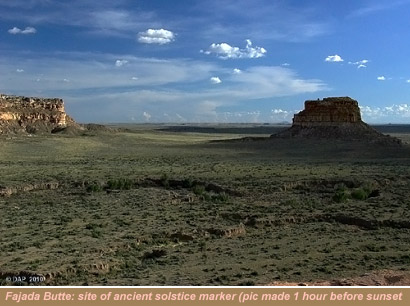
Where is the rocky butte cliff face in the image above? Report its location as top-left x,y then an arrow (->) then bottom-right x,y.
0,93 -> 77,134
272,97 -> 401,145
293,97 -> 362,126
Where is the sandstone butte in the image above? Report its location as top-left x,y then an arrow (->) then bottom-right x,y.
0,93 -> 77,134
272,96 -> 402,145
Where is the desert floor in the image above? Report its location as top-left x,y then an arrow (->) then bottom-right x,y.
1,124 -> 410,285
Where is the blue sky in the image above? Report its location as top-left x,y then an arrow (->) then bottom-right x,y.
1,0 -> 410,123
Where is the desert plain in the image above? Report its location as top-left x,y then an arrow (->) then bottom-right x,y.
1,123 -> 410,285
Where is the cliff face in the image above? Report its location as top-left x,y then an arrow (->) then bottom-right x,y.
0,94 -> 76,134
293,97 -> 362,126
272,97 -> 401,145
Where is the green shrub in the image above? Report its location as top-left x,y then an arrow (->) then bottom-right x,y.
196,190 -> 230,203
192,184 -> 206,195
198,240 -> 207,251
351,188 -> 369,200
60,215 -> 73,223
201,192 -> 212,202
106,179 -> 117,189
142,249 -> 167,260
91,229 -> 103,238
160,173 -> 169,188
211,192 -> 229,203
106,178 -> 133,190
85,223 -> 102,230
334,183 -> 347,191
86,183 -> 103,192
332,189 -> 349,203
182,177 -> 194,188
284,199 -> 299,208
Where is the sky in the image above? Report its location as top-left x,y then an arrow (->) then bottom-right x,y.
1,0 -> 410,123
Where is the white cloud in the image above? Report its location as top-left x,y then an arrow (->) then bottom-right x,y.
377,76 -> 386,81
8,26 -> 37,34
8,27 -> 22,34
272,109 -> 288,114
143,111 -> 151,121
233,68 -> 242,74
270,109 -> 295,122
397,104 -> 410,114
406,79 -> 410,83
202,39 -> 267,59
349,59 -> 369,68
63,78 -> 70,82
138,29 -> 175,45
115,59 -> 128,67
360,105 -> 381,118
210,76 -> 222,84
350,59 -> 369,65
131,76 -> 138,80
325,55 -> 343,62
22,27 -> 37,34
16,69 -> 24,73
360,104 -> 410,121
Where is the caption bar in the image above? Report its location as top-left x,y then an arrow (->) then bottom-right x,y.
2,290 -> 404,303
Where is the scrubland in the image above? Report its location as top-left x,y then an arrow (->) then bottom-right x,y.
1,124 -> 410,285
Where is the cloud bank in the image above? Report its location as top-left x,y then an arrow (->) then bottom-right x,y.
360,104 -> 410,122
202,39 -> 267,59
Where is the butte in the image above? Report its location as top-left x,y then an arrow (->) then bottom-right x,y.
272,97 -> 402,146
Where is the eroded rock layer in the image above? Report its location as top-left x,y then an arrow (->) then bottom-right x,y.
293,97 -> 361,126
0,93 -> 76,134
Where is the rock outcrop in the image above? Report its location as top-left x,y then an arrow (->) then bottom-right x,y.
272,97 -> 402,145
0,93 -> 77,134
293,97 -> 361,126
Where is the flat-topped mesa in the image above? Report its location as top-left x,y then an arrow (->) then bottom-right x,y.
293,97 -> 362,127
0,93 -> 77,134
272,96 -> 402,145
